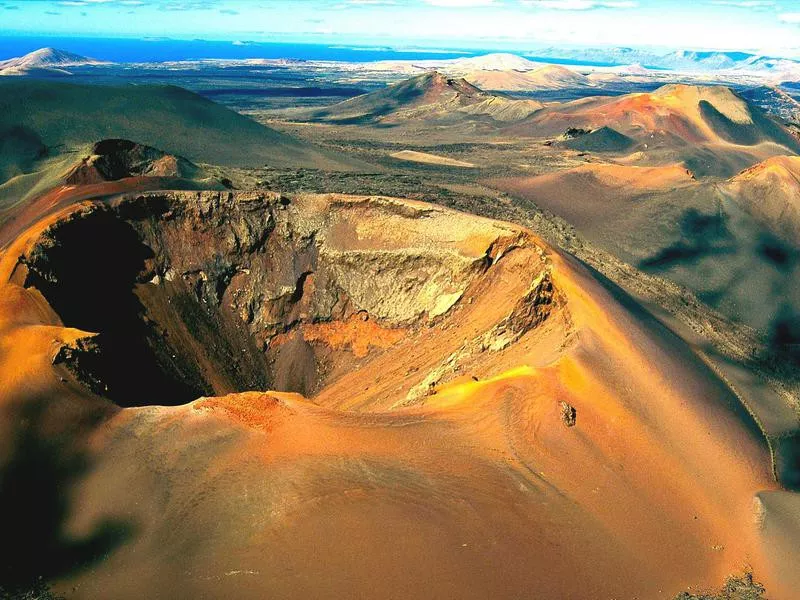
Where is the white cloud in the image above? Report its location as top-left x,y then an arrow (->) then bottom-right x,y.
780,12 -> 800,23
58,0 -> 143,4
424,0 -> 496,6
711,0 -> 774,6
521,0 -> 636,9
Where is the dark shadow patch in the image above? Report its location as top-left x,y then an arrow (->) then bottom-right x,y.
0,125 -> 47,182
270,334 -> 319,396
700,99 -> 761,146
0,399 -> 134,592
640,208 -> 735,269
766,306 -> 800,367
756,233 -> 797,272
774,431 -> 800,492
700,97 -> 800,152
23,209 -> 204,406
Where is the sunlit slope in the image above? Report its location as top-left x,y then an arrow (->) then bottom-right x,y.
0,191 -> 785,599
488,163 -> 696,230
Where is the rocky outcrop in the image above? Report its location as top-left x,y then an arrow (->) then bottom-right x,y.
559,400 -> 577,427
401,269 -> 559,406
52,334 -> 107,396
64,139 -> 201,185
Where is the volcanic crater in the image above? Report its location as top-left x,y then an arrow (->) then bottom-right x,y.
1,185 -> 784,599
18,190 -> 557,409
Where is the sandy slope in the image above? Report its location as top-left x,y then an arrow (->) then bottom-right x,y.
487,163 -> 696,229
724,155 -> 800,244
390,150 -> 476,167
0,187 -> 788,599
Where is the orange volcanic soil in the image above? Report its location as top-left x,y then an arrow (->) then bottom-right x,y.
0,188 -> 790,598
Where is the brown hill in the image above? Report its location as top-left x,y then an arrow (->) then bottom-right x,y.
307,71 -> 543,124
0,187 -> 787,598
511,84 -> 800,176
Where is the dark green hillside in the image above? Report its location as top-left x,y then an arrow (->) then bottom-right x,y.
0,80 -> 359,170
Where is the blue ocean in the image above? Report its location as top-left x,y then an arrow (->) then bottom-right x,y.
0,36 -> 622,67
0,36 -> 483,63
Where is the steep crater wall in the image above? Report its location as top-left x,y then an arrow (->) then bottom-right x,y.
21,191 -> 520,407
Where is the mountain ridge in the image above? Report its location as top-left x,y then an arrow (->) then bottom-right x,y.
306,71 -> 543,124
0,47 -> 108,75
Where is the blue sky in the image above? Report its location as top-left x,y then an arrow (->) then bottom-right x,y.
1,0 -> 800,57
